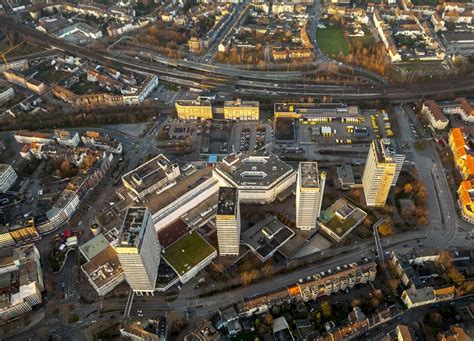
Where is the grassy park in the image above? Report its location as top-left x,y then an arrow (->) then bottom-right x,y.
316,27 -> 350,56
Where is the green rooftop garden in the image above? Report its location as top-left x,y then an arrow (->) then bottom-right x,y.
163,231 -> 216,276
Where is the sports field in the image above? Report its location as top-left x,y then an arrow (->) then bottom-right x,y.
316,27 -> 350,56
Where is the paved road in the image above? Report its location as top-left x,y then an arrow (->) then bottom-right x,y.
367,295 -> 473,340
393,105 -> 473,249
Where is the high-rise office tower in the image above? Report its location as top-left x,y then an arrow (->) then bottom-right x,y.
115,207 -> 160,294
296,162 -> 326,230
362,140 -> 404,207
216,187 -> 240,256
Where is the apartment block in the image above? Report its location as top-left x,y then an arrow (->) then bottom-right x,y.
81,131 -> 123,154
296,162 -> 326,230
421,100 -> 449,131
449,128 -> 474,180
238,262 -> 377,316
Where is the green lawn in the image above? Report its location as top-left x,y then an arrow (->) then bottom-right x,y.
349,32 -> 376,49
325,216 -> 357,236
163,231 -> 216,276
316,27 -> 350,56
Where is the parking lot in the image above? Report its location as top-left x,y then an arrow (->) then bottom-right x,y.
229,122 -> 273,153
296,109 -> 395,146
201,121 -> 231,155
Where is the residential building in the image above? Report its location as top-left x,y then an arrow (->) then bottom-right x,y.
324,307 -> 369,340
115,207 -> 161,294
401,286 -> 454,309
397,324 -> 414,341
213,152 -> 296,204
238,261 -> 377,316
0,164 -> 18,193
120,317 -> 167,341
122,154 -> 180,200
39,190 -> 80,234
437,325 -> 472,341
295,262 -> 377,302
443,97 -> 474,123
188,37 -> 202,53
0,244 -> 44,322
296,162 -> 326,230
223,99 -> 259,121
53,129 -> 80,147
0,86 -> 14,105
3,70 -> 48,94
14,130 -> 53,144
176,100 -> 213,120
362,140 -> 404,207
457,180 -> 474,223
216,187 -> 240,256
81,131 -> 122,154
184,320 -> 221,341
273,316 -> 295,341
422,100 -> 449,130
449,128 -> 474,180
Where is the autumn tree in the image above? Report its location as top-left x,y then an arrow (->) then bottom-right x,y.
320,301 -> 332,319
263,312 -> 273,326
438,250 -> 453,269
403,183 -> 413,194
378,218 -> 394,236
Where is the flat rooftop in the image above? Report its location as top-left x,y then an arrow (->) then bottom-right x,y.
176,100 -> 211,107
373,139 -> 391,164
79,234 -> 110,261
122,154 -> 175,194
217,187 -> 237,216
274,103 -> 359,116
14,130 -> 51,139
163,231 -> 216,276
82,245 -> 124,290
117,207 -> 149,249
158,219 -> 191,249
0,164 -> 12,173
216,152 -> 293,188
224,100 -> 259,107
54,190 -> 77,209
318,198 -> 367,239
299,162 -> 320,188
242,216 -> 295,261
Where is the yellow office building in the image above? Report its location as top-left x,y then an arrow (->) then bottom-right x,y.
223,99 -> 259,121
175,100 -> 213,120
362,140 -> 404,207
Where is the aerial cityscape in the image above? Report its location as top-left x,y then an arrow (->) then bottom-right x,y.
0,0 -> 472,340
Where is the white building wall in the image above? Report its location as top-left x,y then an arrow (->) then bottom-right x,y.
0,164 -> 18,193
